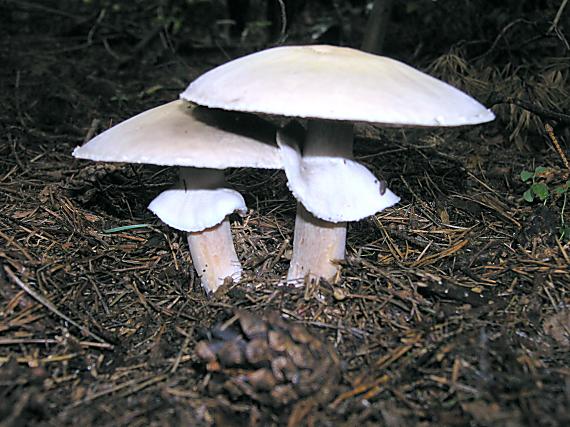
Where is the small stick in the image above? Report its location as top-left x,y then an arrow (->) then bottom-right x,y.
65,374 -> 167,409
0,353 -> 79,366
329,374 -> 390,408
548,0 -> 569,33
276,0 -> 287,44
170,334 -> 191,374
83,118 -> 100,144
494,99 -> 570,125
361,0 -> 393,54
4,266 -> 113,348
0,338 -> 112,349
545,123 -> 570,173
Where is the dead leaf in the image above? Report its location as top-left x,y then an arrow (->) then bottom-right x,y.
543,309 -> 570,346
12,209 -> 36,219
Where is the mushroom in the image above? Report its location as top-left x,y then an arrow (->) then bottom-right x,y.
180,45 -> 495,284
73,100 -> 280,294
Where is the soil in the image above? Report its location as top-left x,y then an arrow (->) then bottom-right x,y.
1,1 -> 569,426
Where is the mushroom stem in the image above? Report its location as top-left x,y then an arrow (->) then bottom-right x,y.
288,203 -> 347,283
180,166 -> 226,189
287,120 -> 353,283
302,120 -> 354,158
187,219 -> 241,295
180,167 -> 242,294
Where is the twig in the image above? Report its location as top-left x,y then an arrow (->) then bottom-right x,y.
475,18 -> 534,60
275,0 -> 287,45
3,0 -> 84,20
118,22 -> 168,66
301,320 -> 368,338
170,334 -> 191,374
410,239 -> 469,268
0,353 -> 79,366
545,123 -> 570,173
498,99 -> 570,125
556,238 -> 570,264
4,266 -> 113,348
548,0 -> 569,33
65,374 -> 167,409
0,338 -> 113,349
329,374 -> 391,408
361,0 -> 393,54
83,118 -> 100,144
0,229 -> 36,263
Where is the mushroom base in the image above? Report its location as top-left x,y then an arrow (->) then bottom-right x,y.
287,204 -> 347,284
187,218 -> 242,295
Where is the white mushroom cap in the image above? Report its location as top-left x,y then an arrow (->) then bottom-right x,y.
277,125 -> 399,222
148,188 -> 246,232
73,100 -> 280,169
181,45 -> 494,127
148,167 -> 247,232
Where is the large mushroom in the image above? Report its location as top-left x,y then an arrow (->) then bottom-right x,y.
180,45 -> 495,283
73,100 -> 280,294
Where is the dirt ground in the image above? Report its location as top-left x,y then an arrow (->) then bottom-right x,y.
1,1 -> 569,426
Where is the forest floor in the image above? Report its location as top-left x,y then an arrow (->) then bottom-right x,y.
0,1 -> 569,426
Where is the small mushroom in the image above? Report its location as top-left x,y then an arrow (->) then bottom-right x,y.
181,45 -> 495,283
73,100 -> 279,294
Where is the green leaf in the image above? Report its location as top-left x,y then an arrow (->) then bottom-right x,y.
531,183 -> 549,201
103,224 -> 151,234
554,185 -> 567,195
561,225 -> 570,242
523,189 -> 534,202
520,170 -> 534,182
534,166 -> 547,174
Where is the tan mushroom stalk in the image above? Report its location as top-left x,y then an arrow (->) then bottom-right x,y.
73,100 -> 280,294
180,45 -> 495,284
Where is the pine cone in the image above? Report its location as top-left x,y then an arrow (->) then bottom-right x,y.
196,311 -> 340,407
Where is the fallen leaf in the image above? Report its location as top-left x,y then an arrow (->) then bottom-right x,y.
543,309 -> 570,346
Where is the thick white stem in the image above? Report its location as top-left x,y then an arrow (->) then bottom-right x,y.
288,203 -> 346,283
187,219 -> 242,295
180,167 -> 242,295
287,120 -> 353,283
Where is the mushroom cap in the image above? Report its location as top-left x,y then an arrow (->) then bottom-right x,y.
277,125 -> 399,222
73,100 -> 281,169
181,45 -> 494,127
148,187 -> 247,232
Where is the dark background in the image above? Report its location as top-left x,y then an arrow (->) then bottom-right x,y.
0,1 -> 569,426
